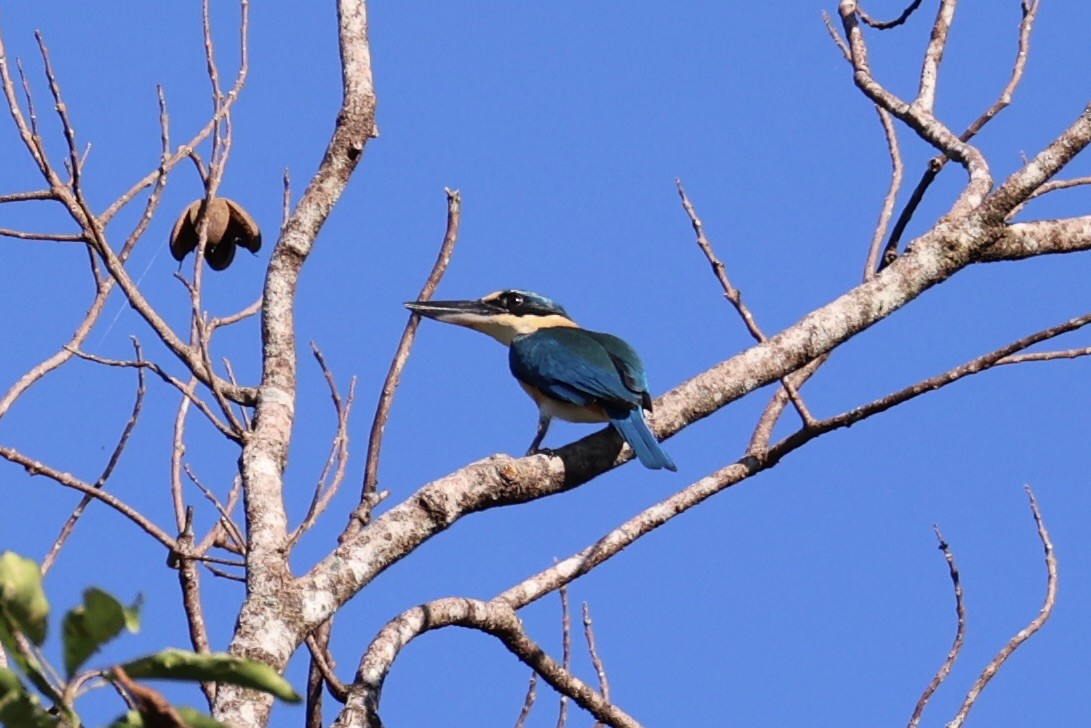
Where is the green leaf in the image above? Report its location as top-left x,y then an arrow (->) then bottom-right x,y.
0,552 -> 49,645
62,588 -> 140,678
118,650 -> 300,703
108,707 -> 228,728
0,668 -> 58,728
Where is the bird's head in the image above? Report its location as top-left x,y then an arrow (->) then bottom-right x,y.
405,289 -> 578,345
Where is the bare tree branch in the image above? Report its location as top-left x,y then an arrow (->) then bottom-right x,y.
879,0 -> 1041,268
0,189 -> 55,203
301,100 -> 1091,631
40,339 -> 147,575
838,0 -> 992,214
865,107 -> 903,278
66,347 -> 241,442
0,444 -> 176,550
0,20 -> 257,407
907,526 -> 965,728
947,486 -> 1057,728
915,0 -> 957,113
856,0 -> 924,29
582,602 -> 611,728
514,672 -> 539,728
175,507 -> 216,707
979,216 -> 1091,262
288,345 -> 357,548
676,179 -> 816,426
556,585 -> 571,728
214,0 -> 378,723
305,619 -> 347,721
341,598 -> 639,728
359,188 -> 461,511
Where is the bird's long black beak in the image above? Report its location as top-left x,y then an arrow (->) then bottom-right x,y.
404,298 -> 500,322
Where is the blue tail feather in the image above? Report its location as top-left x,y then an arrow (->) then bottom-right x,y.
609,409 -> 677,471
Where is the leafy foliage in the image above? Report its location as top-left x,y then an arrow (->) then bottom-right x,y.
0,552 -> 297,728
120,650 -> 300,704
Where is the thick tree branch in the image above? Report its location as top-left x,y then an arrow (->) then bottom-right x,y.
979,216 -> 1091,262
880,0 -> 1040,267
839,0 -> 993,214
337,598 -> 639,728
214,0 -> 378,724
300,115 -> 1091,629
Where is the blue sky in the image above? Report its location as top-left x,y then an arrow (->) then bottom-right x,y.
2,2 -> 1091,726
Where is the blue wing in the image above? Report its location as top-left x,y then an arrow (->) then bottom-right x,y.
510,328 -> 676,471
509,328 -> 644,412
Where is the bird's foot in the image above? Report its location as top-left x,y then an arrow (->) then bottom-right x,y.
526,446 -> 556,458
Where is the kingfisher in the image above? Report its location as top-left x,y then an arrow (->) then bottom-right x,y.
405,289 -> 676,471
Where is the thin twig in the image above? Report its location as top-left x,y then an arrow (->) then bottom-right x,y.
0,445 -> 176,550
676,179 -> 817,427
170,381 -> 194,531
747,356 -> 828,454
856,0 -> 924,29
66,347 -> 241,442
183,464 -> 245,547
557,585 -> 571,728
0,228 -> 84,242
582,602 -> 610,728
120,85 -> 171,254
357,188 -> 461,511
282,168 -> 292,228
183,466 -> 245,552
196,478 -> 244,555
195,316 -> 246,435
0,189 -> 55,203
41,339 -> 147,575
175,507 -> 215,707
289,346 -> 357,547
1008,174 -> 1091,219
947,486 -> 1057,728
915,0 -> 958,112
864,107 -> 904,280
208,298 -> 262,332
822,11 -> 851,60
34,32 -> 82,197
514,672 -> 538,728
203,564 -> 246,582
306,639 -> 348,702
907,525 -> 965,728
996,347 -> 1091,365
2,47 -> 48,176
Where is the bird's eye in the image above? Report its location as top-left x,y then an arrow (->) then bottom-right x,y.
502,292 -> 524,310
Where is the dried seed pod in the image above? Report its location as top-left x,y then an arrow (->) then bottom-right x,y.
169,197 -> 262,271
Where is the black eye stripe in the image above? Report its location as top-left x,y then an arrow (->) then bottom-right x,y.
498,292 -> 524,311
